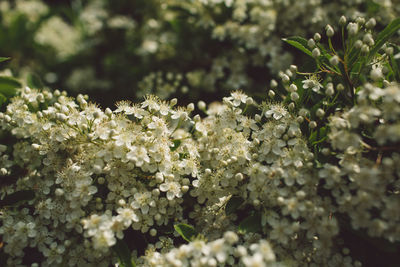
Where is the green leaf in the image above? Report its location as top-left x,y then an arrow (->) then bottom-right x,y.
368,18 -> 400,62
27,73 -> 44,90
174,223 -> 198,242
0,190 -> 35,207
170,139 -> 181,151
238,212 -> 262,234
0,93 -> 6,108
0,57 -> 10,63
0,76 -> 22,97
112,239 -> 135,267
225,196 -> 244,215
282,37 -> 313,58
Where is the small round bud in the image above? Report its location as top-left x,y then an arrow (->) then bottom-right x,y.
235,173 -> 244,180
197,100 -> 206,110
291,92 -> 299,101
105,108 -> 112,116
118,199 -> 126,206
339,16 -> 347,27
336,83 -> 345,91
149,228 -> 157,236
289,84 -> 298,92
290,65 -> 298,73
309,121 -> 317,129
312,48 -> 321,58
270,79 -> 278,88
255,114 -> 261,122
316,108 -> 325,118
361,44 -> 370,54
385,46 -> 394,55
366,18 -> 376,29
170,98 -> 178,106
326,84 -> 335,96
308,38 -> 316,48
326,24 -> 334,37
329,55 -> 339,66
55,188 -> 64,196
187,103 -> 195,111
356,17 -> 365,25
370,67 -> 383,81
98,177 -> 105,184
0,168 -> 8,176
347,22 -> 359,36
313,33 -> 321,42
296,116 -> 304,123
268,90 -> 276,98
282,74 -> 290,83
245,97 -> 254,105
363,33 -> 374,46
354,40 -> 363,49
288,102 -> 295,110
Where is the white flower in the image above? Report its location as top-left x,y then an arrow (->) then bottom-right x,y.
302,75 -> 323,93
159,180 -> 182,200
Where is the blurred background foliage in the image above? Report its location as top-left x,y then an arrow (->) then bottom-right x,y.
0,0 -> 399,108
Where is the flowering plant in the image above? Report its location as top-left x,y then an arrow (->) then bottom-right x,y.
0,13 -> 400,267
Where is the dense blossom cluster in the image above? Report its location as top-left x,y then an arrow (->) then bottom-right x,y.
0,8 -> 399,267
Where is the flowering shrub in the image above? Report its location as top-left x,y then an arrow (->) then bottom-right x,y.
0,12 -> 400,267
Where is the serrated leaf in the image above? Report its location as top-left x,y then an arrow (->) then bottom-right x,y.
225,196 -> 244,215
282,37 -> 313,58
27,73 -> 44,90
0,57 -> 10,63
112,239 -> 135,267
0,76 -> 22,97
170,139 -> 181,151
238,212 -> 262,234
368,18 -> 400,62
0,190 -> 35,207
174,223 -> 198,242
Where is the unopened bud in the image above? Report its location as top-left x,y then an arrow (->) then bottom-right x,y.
326,25 -> 334,37
314,33 -> 321,42
366,18 -> 376,29
312,48 -> 321,58
339,16 -> 347,27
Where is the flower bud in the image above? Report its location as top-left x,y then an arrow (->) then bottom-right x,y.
336,83 -> 345,91
361,44 -> 370,54
268,90 -> 275,98
309,121 -> 317,129
308,38 -> 316,48
314,33 -> 321,42
326,24 -> 334,37
282,74 -> 290,83
347,22 -> 358,36
363,33 -> 374,46
316,108 -> 325,118
339,16 -> 347,26
366,18 -> 376,29
289,84 -> 297,92
312,48 -> 321,58
329,55 -> 339,66
291,92 -> 299,101
370,67 -> 383,81
385,46 -> 394,55
354,40 -> 363,49
197,100 -> 206,110
270,79 -> 278,88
